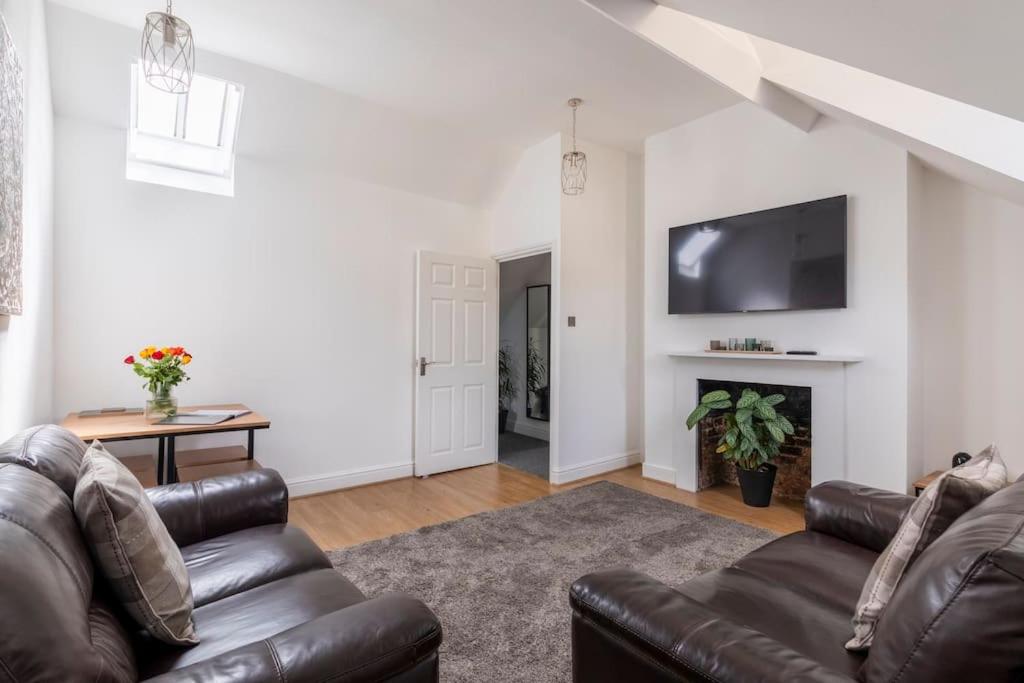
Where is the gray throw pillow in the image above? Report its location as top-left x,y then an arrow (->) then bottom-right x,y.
846,445 -> 1006,650
74,441 -> 198,646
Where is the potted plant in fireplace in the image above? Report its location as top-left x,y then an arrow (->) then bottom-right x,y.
685,388 -> 794,507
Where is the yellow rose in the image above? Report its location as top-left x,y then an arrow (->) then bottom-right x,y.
161,347 -> 171,355
139,348 -> 151,359
181,354 -> 192,365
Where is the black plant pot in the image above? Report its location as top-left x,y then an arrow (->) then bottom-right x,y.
736,463 -> 778,508
499,409 -> 509,434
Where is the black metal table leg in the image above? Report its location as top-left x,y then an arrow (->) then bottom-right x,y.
167,436 -> 177,484
157,437 -> 166,485
247,429 -> 255,460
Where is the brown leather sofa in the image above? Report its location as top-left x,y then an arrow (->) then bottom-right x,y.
571,478 -> 1024,682
0,425 -> 442,682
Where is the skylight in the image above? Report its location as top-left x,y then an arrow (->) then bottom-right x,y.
126,60 -> 244,196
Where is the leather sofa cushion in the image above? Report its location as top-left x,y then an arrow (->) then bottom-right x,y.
679,566 -> 867,676
137,568 -> 367,678
182,524 -> 331,606
0,423 -> 86,497
0,463 -> 136,682
733,530 -> 879,612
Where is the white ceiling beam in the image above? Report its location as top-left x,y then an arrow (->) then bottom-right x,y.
749,35 -> 1024,204
579,0 -> 820,132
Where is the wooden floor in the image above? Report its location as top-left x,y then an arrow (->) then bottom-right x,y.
290,463 -> 805,550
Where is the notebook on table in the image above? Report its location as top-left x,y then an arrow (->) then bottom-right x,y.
158,409 -> 252,426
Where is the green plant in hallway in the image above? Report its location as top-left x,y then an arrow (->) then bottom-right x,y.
685,388 -> 795,507
498,343 -> 518,434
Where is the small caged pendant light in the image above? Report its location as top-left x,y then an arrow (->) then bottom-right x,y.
561,98 -> 587,196
141,1 -> 195,94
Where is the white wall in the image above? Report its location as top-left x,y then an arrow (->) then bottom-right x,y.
910,164 -> 1024,478
498,253 -> 551,440
487,135 -> 645,483
49,9 -> 492,493
556,138 -> 644,482
0,0 -> 54,440
489,133 -> 562,255
645,103 -> 912,492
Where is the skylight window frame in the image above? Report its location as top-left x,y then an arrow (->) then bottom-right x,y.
127,59 -> 244,196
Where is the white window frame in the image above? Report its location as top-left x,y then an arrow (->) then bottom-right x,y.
126,60 -> 245,197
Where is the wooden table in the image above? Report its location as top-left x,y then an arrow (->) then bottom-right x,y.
913,470 -> 944,496
62,403 -> 270,485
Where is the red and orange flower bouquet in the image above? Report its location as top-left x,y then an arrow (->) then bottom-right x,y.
124,346 -> 193,421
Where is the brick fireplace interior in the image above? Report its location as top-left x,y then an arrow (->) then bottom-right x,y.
696,379 -> 812,500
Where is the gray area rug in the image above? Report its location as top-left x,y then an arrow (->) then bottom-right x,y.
327,481 -> 778,682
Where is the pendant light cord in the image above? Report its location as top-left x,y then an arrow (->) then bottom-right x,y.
571,103 -> 577,154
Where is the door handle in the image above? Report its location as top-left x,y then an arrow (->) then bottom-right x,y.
419,357 -> 437,376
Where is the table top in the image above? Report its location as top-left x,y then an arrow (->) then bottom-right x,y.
61,403 -> 270,441
913,469 -> 944,491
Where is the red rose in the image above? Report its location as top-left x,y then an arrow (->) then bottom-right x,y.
172,347 -> 184,356
123,355 -> 134,364
151,350 -> 165,360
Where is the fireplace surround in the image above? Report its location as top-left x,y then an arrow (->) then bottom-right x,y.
667,351 -> 862,492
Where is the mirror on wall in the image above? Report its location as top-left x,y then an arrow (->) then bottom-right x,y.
526,285 -> 550,421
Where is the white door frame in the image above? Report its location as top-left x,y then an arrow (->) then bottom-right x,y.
493,241 -> 559,482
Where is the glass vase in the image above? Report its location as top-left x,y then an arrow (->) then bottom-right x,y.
145,386 -> 178,423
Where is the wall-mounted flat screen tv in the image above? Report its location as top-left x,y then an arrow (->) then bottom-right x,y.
667,195 -> 847,314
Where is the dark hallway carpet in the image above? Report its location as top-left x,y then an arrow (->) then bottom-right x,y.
498,431 -> 549,479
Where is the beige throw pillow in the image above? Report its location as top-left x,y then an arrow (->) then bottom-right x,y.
74,441 -> 198,646
846,445 -> 1006,650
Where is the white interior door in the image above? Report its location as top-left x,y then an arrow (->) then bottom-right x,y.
415,251 -> 498,476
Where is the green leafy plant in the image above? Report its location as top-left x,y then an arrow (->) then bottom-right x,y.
685,388 -> 794,471
498,343 -> 518,410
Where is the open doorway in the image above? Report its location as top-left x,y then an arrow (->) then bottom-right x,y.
498,252 -> 551,479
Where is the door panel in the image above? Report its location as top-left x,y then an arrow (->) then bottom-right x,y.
464,300 -> 485,365
431,298 -> 454,365
416,251 -> 497,476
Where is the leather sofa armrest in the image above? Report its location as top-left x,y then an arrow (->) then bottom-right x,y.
142,594 -> 442,683
146,469 -> 289,547
804,480 -> 915,552
571,569 -> 856,683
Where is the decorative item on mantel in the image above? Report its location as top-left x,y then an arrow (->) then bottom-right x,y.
685,387 -> 795,507
708,338 -> 779,354
124,345 -> 193,422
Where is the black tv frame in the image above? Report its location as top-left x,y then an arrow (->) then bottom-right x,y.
667,195 -> 847,315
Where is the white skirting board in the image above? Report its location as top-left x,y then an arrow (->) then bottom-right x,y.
641,462 -> 675,484
549,451 -> 642,485
286,461 -> 413,497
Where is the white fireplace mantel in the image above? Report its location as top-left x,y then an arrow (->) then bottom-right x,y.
667,350 -> 863,364
668,351 -> 859,492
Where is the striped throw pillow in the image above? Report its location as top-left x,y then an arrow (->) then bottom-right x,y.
846,445 -> 1006,650
74,441 -> 198,646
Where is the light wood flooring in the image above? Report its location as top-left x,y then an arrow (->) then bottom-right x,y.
290,463 -> 805,550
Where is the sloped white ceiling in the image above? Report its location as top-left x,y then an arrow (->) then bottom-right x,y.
46,0 -> 738,152
657,0 -> 1024,124
583,0 -> 1024,205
